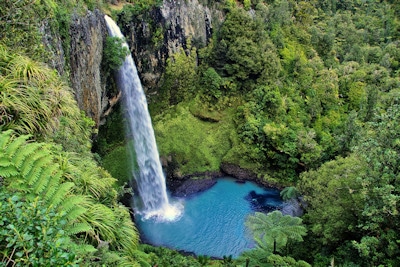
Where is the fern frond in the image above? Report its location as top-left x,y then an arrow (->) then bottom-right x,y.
26,155 -> 53,185
66,222 -> 93,236
33,164 -> 60,194
0,165 -> 19,178
61,206 -> 86,221
62,197 -> 88,221
5,134 -> 31,159
13,142 -> 43,168
20,151 -> 47,178
32,170 -> 51,195
43,168 -> 62,201
71,243 -> 97,255
48,182 -> 74,209
0,156 -> 12,167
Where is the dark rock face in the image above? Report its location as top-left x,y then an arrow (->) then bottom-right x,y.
172,178 -> 217,198
120,0 -> 224,91
69,10 -> 118,127
220,163 -> 258,180
220,162 -> 283,189
40,21 -> 66,76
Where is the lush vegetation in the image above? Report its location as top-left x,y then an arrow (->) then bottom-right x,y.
143,0 -> 400,265
0,1 -> 145,265
2,0 -> 400,266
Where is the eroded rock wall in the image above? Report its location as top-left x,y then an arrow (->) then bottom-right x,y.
69,10 -> 108,127
66,9 -> 125,127
119,0 -> 224,91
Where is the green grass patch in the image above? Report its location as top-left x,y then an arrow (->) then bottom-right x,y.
101,143 -> 135,186
153,102 -> 235,175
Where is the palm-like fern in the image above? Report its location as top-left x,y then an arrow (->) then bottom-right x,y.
246,210 -> 307,254
1,130 -> 142,265
280,186 -> 301,201
0,130 -> 91,236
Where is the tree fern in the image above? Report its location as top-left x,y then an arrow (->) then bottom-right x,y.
246,211 -> 307,254
280,186 -> 301,201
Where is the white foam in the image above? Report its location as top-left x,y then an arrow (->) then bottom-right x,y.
140,201 -> 184,223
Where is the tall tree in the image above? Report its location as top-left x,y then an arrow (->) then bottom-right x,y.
299,155 -> 365,246
351,104 -> 400,265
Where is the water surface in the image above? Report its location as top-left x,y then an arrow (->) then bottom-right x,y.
135,177 -> 282,258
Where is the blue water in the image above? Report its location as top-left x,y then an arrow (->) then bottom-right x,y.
135,177 -> 282,258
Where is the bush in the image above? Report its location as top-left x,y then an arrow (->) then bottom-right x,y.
0,191 -> 80,266
103,36 -> 129,71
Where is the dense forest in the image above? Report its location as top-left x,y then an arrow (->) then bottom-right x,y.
1,0 -> 399,266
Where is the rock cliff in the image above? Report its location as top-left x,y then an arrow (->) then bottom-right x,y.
118,0 -> 224,91
69,10 -> 112,127
43,2 -> 224,128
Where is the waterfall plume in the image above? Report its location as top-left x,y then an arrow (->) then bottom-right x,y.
104,15 -> 182,221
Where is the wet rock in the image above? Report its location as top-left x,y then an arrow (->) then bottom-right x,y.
120,0 -> 224,91
69,9 -> 118,127
220,162 -> 258,180
172,178 -> 217,198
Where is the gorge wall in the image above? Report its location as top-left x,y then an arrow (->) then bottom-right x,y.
44,1 -> 224,128
116,0 -> 224,91
69,10 -> 114,127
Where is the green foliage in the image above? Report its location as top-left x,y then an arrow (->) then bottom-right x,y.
160,43 -> 198,105
299,155 -> 366,246
0,46 -> 94,153
103,36 -> 130,71
0,190 -> 80,267
267,254 -> 311,267
350,104 -> 400,265
0,129 -> 141,266
153,104 -> 233,176
0,130 -> 91,265
246,211 -> 307,254
139,244 -> 200,267
55,5 -> 72,63
0,0 -> 56,59
211,8 -> 281,89
280,186 -> 300,201
101,143 -> 133,186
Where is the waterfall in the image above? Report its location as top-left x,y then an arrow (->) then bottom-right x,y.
104,15 -> 182,221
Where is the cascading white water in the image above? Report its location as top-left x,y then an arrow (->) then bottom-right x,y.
104,15 -> 182,221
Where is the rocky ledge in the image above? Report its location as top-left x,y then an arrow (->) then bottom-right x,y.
220,162 -> 283,189
171,178 -> 217,198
